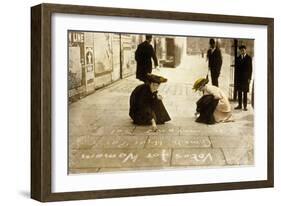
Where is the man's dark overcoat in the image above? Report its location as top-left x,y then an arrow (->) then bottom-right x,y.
135,41 -> 158,81
235,54 -> 252,92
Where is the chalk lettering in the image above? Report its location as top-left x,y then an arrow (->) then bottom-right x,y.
122,153 -> 138,163
134,140 -> 146,145
116,141 -> 129,147
104,153 -> 117,158
147,139 -> 163,146
110,128 -> 133,135
174,140 -> 182,146
146,153 -> 160,158
95,153 -> 103,159
175,152 -> 213,163
161,150 -> 170,162
191,154 -> 199,161
202,152 -> 212,162
118,153 -> 127,159
81,152 -> 139,163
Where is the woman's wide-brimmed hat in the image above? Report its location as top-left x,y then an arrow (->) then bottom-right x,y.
146,73 -> 167,84
193,78 -> 209,91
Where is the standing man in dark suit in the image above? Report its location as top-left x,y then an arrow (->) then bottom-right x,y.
234,45 -> 253,111
207,39 -> 223,87
135,35 -> 158,82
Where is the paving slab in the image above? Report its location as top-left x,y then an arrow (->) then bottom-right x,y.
222,148 -> 254,165
69,125 -> 107,138
171,148 -> 226,166
145,136 -> 211,148
70,148 -> 172,168
69,168 -> 100,174
77,126 -> 135,136
93,135 -> 148,149
94,117 -> 135,127
210,135 -> 253,149
98,166 -> 173,173
202,124 -> 244,137
70,135 -> 102,150
133,125 -> 180,136
179,127 -> 210,137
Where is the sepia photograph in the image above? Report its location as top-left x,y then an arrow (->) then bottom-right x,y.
68,31 -> 255,174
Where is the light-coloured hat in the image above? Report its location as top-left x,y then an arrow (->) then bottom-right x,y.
193,78 -> 208,91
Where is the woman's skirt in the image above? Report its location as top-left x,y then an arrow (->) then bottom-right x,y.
195,95 -> 219,124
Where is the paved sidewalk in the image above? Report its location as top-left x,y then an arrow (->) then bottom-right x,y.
69,55 -> 254,174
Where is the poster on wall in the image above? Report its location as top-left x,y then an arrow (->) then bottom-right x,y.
111,33 -> 121,82
85,47 -> 94,84
68,46 -> 82,89
93,33 -> 113,76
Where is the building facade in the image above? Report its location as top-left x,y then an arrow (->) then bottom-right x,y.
68,32 -> 184,102
68,31 -> 140,102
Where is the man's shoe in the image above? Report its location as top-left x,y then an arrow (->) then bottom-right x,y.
243,108 -> 248,111
234,106 -> 242,110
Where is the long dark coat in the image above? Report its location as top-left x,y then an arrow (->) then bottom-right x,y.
235,54 -> 252,92
195,95 -> 219,125
135,41 -> 158,82
207,48 -> 222,77
129,84 -> 171,125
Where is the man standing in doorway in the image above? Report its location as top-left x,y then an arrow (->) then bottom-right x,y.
235,45 -> 253,111
135,35 -> 158,82
207,38 -> 222,87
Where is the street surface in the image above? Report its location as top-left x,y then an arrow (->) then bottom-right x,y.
69,54 -> 254,174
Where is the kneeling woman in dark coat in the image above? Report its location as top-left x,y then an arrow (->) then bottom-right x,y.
129,73 -> 171,131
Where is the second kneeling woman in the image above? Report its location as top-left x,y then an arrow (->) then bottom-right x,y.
193,78 -> 233,124
129,74 -> 171,131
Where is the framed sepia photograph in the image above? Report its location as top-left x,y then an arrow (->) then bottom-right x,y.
31,3 -> 274,202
